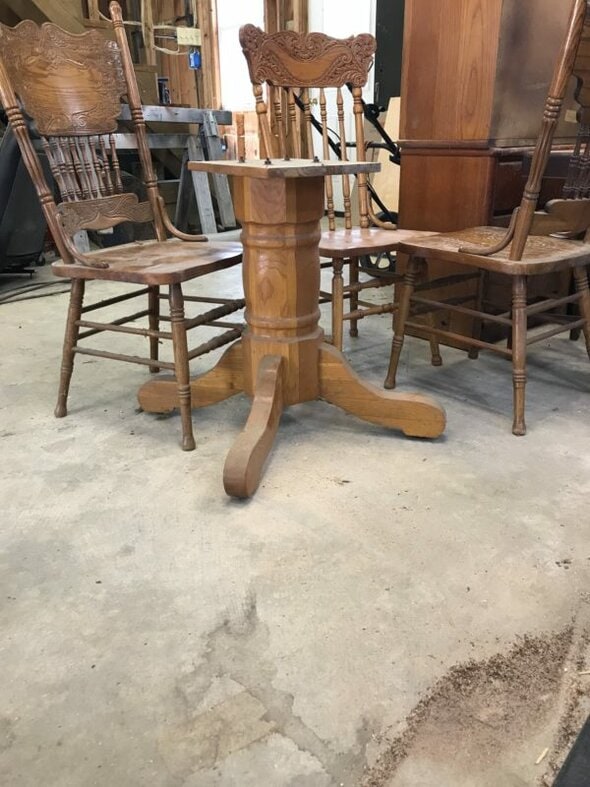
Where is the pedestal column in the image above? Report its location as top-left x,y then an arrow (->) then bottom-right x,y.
233,175 -> 324,405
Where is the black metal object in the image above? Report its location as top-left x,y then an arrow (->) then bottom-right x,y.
360,99 -> 401,165
553,715 -> 590,786
374,0 -> 405,108
0,118 -> 48,273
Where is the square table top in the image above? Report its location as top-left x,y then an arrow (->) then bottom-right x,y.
187,157 -> 380,179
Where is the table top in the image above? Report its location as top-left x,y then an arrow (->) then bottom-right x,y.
188,158 -> 380,179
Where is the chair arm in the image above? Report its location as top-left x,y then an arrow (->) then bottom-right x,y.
458,208 -> 518,256
368,204 -> 397,231
157,196 -> 208,243
61,232 -> 109,269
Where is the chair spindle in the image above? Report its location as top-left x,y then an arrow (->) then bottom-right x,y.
336,87 -> 352,230
320,88 -> 336,230
287,88 -> 301,158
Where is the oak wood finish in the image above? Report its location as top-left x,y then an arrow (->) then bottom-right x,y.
188,158 -> 379,179
139,160 -> 446,497
239,24 -> 437,355
387,0 -> 590,435
0,3 -> 244,450
223,355 -> 284,498
400,0 -> 503,145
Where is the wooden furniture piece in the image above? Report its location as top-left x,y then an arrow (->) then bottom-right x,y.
0,2 -> 243,451
385,0 -> 590,436
137,157 -> 446,498
239,23 -> 438,357
80,105 -> 235,236
398,0 -> 582,346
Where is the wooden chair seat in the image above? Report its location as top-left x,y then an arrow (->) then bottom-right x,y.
52,239 -> 243,284
398,227 -> 590,275
319,227 -> 434,257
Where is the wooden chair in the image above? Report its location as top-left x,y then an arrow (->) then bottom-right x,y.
0,1 -> 244,451
384,0 -> 590,435
238,23 -> 439,359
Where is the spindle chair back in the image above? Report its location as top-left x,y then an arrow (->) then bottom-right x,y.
239,24 -> 439,358
0,3 -> 244,450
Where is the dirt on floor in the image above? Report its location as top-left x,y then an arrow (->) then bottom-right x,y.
363,626 -> 590,787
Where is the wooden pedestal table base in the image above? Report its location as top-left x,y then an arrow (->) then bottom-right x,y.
138,339 -> 446,497
137,159 -> 446,498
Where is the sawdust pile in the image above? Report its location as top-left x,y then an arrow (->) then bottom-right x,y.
363,628 -> 587,786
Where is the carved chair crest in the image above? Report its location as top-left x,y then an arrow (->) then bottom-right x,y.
0,21 -> 126,135
240,24 -> 377,230
239,24 -> 375,88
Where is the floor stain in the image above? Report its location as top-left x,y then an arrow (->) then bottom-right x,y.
161,590 -> 371,786
363,627 -> 590,787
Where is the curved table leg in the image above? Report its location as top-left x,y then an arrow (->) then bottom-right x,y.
318,343 -> 446,438
223,355 -> 284,499
138,340 -> 244,414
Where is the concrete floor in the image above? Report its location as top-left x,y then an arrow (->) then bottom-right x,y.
1,257 -> 590,787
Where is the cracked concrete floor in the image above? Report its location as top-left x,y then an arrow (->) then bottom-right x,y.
1,259 -> 590,786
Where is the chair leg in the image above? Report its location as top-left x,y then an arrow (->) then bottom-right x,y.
148,285 -> 160,373
468,270 -> 486,360
169,283 -> 196,451
573,266 -> 590,360
385,256 -> 419,389
426,311 -> 443,366
349,256 -> 359,337
332,257 -> 344,351
567,269 -> 582,341
511,276 -> 528,436
55,279 -> 85,418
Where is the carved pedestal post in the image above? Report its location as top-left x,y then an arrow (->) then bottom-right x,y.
235,174 -> 324,403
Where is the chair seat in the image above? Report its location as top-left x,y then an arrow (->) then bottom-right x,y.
52,239 -> 243,285
319,227 -> 435,257
398,227 -> 590,275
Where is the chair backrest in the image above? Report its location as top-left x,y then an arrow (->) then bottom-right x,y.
239,24 -> 376,231
510,0 -> 590,259
0,1 -> 166,265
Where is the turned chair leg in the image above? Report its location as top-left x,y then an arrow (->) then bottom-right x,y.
55,279 -> 85,418
573,266 -> 590,360
148,285 -> 160,373
426,311 -> 443,366
385,256 -> 420,389
169,283 -> 196,451
511,276 -> 528,436
568,269 -> 582,341
349,256 -> 359,337
331,257 -> 345,351
468,270 -> 486,360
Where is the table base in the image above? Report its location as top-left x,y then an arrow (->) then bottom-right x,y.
137,340 -> 446,498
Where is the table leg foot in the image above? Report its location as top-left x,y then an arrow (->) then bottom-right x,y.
318,343 -> 446,438
223,355 -> 284,499
137,341 -> 244,414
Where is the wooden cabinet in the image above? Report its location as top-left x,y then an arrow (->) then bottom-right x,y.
398,0 -> 578,344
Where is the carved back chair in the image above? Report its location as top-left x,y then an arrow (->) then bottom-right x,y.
385,0 -> 590,435
239,23 -> 438,359
0,1 -> 244,451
